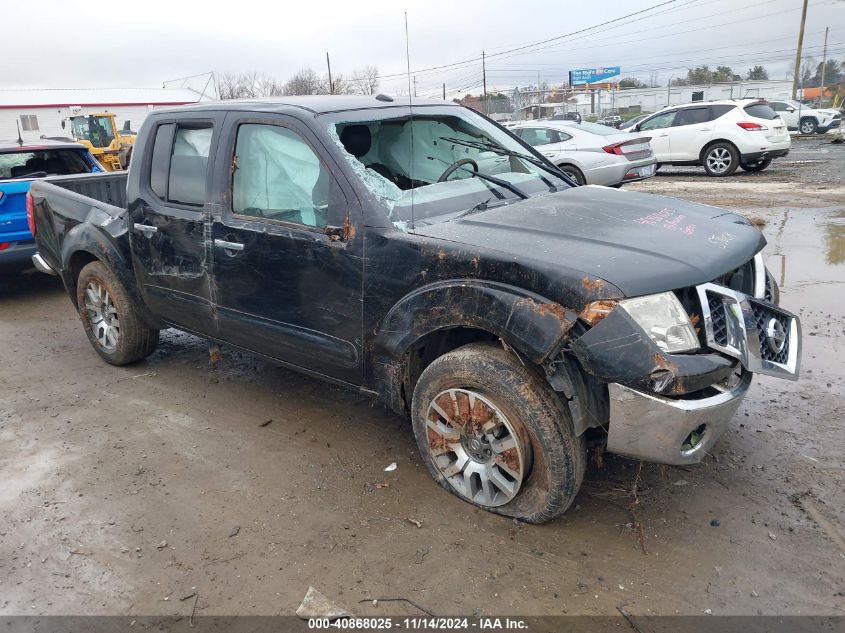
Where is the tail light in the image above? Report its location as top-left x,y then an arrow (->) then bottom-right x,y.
0,243 -> 9,251
26,191 -> 36,237
603,138 -> 652,157
737,122 -> 768,131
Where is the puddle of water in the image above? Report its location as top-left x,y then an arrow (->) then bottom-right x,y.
763,207 -> 845,297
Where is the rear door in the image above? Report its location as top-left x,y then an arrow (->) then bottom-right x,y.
516,127 -> 574,163
128,115 -> 222,335
667,106 -> 717,161
208,112 -> 364,383
637,110 -> 676,160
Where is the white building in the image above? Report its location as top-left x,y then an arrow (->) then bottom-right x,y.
0,87 -> 215,144
566,79 -> 796,117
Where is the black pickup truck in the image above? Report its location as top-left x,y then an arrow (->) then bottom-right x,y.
28,96 -> 801,523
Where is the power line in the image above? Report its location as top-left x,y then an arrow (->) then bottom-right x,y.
377,0 -> 685,80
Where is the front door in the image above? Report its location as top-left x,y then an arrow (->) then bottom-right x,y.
209,113 -> 364,384
128,117 -> 220,334
667,106 -> 715,161
638,110 -> 677,161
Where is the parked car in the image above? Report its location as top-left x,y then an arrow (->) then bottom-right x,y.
597,115 -> 623,128
28,96 -> 801,523
0,139 -> 102,268
768,99 -> 840,134
511,120 -> 656,186
628,99 -> 791,176
550,112 -> 582,124
618,114 -> 649,132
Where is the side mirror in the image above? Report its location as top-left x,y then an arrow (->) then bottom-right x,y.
786,107 -> 795,113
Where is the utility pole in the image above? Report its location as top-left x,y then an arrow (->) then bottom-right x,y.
442,83 -> 446,100
326,52 -> 334,95
413,75 -> 417,97
791,0 -> 809,99
482,50 -> 488,114
819,26 -> 829,105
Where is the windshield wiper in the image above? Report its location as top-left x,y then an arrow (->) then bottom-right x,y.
451,197 -> 493,221
439,136 -> 572,187
426,156 -> 528,200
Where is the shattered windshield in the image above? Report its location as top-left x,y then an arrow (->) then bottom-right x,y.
325,107 -> 569,229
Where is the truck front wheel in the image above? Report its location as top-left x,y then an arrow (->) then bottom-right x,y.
411,342 -> 585,523
76,261 -> 159,365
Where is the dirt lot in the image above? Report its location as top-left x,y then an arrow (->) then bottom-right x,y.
1,137 -> 843,619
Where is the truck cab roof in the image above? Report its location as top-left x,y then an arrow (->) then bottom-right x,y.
154,95 -> 455,116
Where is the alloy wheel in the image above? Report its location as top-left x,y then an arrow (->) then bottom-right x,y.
706,147 -> 732,174
424,388 -> 530,507
84,280 -> 120,351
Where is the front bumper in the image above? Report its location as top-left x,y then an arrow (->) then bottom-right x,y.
572,254 -> 801,464
819,119 -> 841,133
607,371 -> 752,465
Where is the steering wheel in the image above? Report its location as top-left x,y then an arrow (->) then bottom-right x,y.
438,158 -> 479,182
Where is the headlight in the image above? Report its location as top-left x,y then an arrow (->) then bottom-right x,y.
618,292 -> 700,353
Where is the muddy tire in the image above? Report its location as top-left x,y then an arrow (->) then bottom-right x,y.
411,342 -> 585,523
740,158 -> 772,172
76,261 -> 159,365
558,164 -> 585,185
702,142 -> 739,177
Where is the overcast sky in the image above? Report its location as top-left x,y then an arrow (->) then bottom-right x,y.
4,0 -> 843,97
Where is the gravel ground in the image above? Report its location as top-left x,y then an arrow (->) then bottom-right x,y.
1,137 -> 843,619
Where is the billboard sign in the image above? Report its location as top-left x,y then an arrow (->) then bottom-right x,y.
568,67 -> 621,85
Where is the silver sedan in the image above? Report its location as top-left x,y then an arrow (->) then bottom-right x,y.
512,121 -> 657,186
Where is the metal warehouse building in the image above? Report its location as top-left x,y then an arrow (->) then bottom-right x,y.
0,88 -> 215,144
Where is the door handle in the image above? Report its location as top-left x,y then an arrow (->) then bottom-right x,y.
214,239 -> 245,254
658,133 -> 669,137
133,223 -> 158,238
699,128 -> 712,132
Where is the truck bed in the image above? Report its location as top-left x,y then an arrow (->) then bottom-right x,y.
40,171 -> 129,208
28,172 -> 131,277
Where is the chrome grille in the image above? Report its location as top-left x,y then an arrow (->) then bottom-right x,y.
752,303 -> 790,365
708,294 -> 729,346
696,283 -> 800,380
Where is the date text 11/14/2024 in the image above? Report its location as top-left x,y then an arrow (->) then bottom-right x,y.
308,617 -> 529,629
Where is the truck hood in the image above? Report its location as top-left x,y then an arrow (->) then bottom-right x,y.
414,185 -> 765,297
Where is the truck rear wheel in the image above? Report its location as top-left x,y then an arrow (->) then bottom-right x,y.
76,261 -> 159,365
411,342 -> 585,523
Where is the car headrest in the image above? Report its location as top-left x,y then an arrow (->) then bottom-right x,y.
339,125 -> 371,158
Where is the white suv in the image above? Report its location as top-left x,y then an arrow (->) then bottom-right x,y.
768,99 -> 841,134
629,99 -> 791,176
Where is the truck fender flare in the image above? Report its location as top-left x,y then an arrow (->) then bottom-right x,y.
60,223 -> 163,329
368,280 -> 579,414
374,279 -> 579,365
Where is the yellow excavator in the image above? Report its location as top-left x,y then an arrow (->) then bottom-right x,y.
66,113 -> 136,171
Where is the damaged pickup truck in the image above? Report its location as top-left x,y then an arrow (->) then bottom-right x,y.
28,96 -> 801,523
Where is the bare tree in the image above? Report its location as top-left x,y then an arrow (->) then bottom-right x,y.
350,66 -> 380,95
256,74 -> 284,97
283,68 -> 326,95
217,72 -> 250,100
327,72 -> 352,95
217,71 -> 285,99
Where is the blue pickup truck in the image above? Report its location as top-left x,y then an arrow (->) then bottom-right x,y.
0,139 -> 102,268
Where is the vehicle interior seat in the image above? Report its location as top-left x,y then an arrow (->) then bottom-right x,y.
339,125 -> 395,182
